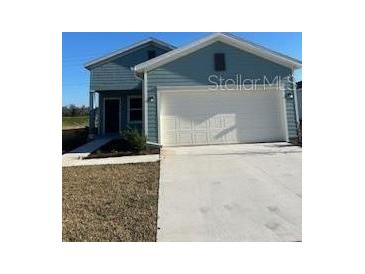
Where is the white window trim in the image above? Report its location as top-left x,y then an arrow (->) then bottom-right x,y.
103,97 -> 122,134
127,95 -> 143,124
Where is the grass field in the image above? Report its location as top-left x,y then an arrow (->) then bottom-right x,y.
62,116 -> 88,129
62,162 -> 160,241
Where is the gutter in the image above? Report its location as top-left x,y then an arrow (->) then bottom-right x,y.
292,69 -> 300,134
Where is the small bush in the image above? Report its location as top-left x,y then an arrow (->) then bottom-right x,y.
122,128 -> 146,152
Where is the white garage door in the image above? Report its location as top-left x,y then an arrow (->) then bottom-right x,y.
159,88 -> 286,146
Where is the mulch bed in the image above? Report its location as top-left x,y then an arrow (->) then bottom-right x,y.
85,138 -> 160,159
62,162 -> 160,242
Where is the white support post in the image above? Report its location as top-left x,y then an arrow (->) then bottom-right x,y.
89,90 -> 95,133
143,70 -> 148,137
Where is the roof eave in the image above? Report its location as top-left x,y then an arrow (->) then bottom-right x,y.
84,38 -> 176,70
134,33 -> 302,73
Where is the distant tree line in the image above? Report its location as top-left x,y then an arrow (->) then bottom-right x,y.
62,105 -> 89,117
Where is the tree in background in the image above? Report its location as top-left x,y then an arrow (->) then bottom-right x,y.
62,105 -> 89,117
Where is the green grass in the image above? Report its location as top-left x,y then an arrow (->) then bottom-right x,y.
62,116 -> 88,129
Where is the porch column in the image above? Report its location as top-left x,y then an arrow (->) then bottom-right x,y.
89,90 -> 95,134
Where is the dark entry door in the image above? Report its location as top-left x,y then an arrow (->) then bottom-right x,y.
104,99 -> 120,133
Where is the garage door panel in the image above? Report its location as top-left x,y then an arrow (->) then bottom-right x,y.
194,132 -> 209,144
160,89 -> 286,146
177,132 -> 193,145
208,129 -> 226,143
209,116 -> 225,129
178,118 -> 193,130
192,116 -> 209,130
164,117 -> 177,131
163,131 -> 177,146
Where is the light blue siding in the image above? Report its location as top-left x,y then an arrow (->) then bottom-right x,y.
90,43 -> 170,91
147,87 -> 158,141
146,41 -> 297,143
89,42 -> 172,134
284,78 -> 299,138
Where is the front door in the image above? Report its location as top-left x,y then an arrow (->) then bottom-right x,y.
104,99 -> 120,134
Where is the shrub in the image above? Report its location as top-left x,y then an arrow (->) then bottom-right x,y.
122,128 -> 146,152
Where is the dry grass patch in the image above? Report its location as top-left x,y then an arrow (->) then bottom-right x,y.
62,162 -> 160,242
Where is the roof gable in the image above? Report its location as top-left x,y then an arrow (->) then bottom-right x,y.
134,33 -> 301,73
84,38 -> 176,69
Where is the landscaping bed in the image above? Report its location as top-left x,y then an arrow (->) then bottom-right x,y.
62,162 -> 160,242
86,138 -> 160,159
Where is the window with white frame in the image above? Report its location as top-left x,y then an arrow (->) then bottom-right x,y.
128,96 -> 142,123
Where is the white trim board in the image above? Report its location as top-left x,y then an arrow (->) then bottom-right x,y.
135,33 -> 302,73
143,71 -> 148,136
157,89 -> 161,144
157,84 -> 286,93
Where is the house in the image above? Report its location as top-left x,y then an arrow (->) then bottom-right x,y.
296,81 -> 302,121
85,33 -> 302,146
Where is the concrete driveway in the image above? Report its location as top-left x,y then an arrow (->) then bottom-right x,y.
157,142 -> 302,242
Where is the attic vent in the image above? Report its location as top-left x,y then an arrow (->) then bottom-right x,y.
214,53 -> 226,71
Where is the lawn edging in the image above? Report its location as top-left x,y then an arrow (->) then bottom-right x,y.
86,138 -> 160,159
63,153 -> 160,167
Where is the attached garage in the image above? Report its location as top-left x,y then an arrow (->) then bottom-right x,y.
159,87 -> 287,146
133,33 -> 301,145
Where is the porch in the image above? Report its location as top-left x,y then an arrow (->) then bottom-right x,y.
89,90 -> 143,137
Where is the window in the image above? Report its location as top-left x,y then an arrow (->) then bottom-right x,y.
147,50 -> 156,60
128,96 -> 142,123
214,53 -> 226,71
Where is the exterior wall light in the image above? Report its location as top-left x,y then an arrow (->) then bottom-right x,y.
285,93 -> 294,99
148,96 -> 155,103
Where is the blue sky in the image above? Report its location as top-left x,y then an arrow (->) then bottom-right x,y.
62,32 -> 302,106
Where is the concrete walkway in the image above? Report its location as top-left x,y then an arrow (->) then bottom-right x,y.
63,136 -> 114,161
158,142 -> 302,242
62,136 -> 160,167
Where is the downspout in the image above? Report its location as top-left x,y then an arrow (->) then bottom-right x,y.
281,82 -> 289,142
137,68 -> 160,147
292,69 -> 300,135
143,70 -> 149,137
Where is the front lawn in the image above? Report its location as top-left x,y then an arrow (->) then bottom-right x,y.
86,138 -> 160,159
62,162 -> 160,241
62,116 -> 88,129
